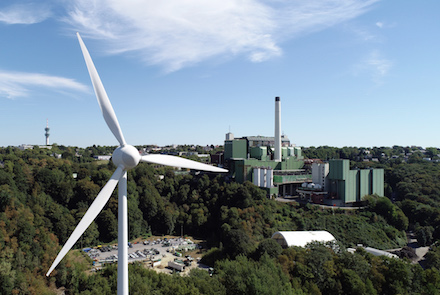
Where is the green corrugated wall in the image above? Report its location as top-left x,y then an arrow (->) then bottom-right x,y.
282,147 -> 288,159
280,157 -> 305,170
225,140 -> 247,160
345,171 -> 357,203
329,159 -> 349,180
250,146 -> 267,161
328,160 -> 384,203
371,169 -> 384,196
359,169 -> 371,200
295,147 -> 302,159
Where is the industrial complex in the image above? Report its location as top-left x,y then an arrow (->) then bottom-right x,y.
222,97 -> 384,206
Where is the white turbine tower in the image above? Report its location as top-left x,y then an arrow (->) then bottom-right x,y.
46,33 -> 227,295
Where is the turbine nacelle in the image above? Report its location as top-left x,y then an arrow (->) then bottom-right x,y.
112,145 -> 141,170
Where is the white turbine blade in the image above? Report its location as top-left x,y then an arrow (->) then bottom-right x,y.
140,154 -> 228,173
76,32 -> 126,146
46,166 -> 125,276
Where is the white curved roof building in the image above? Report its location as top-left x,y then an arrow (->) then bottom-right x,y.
271,231 -> 336,248
364,247 -> 398,258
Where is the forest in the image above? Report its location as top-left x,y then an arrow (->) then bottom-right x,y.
0,144 -> 440,294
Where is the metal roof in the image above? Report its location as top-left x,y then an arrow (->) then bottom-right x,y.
271,231 -> 336,248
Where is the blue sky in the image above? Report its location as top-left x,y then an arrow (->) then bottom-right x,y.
0,0 -> 439,148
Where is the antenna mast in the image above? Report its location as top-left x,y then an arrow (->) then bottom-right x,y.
45,119 -> 50,146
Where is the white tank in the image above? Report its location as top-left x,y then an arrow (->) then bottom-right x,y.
260,168 -> 266,188
266,168 -> 273,188
253,168 -> 260,187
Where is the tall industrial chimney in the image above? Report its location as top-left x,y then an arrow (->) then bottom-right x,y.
274,97 -> 281,162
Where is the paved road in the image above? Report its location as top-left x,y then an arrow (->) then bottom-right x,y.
407,237 -> 430,267
274,197 -> 364,210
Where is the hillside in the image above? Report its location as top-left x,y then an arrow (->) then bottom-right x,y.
0,145 -> 439,294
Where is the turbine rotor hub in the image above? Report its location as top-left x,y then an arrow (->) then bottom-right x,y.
112,145 -> 141,170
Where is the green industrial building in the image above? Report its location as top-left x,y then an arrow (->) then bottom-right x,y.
224,137 -> 384,204
223,97 -> 311,197
224,135 -> 310,196
298,159 -> 385,206
328,159 -> 384,204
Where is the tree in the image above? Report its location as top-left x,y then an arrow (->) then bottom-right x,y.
34,168 -> 73,205
364,195 -> 409,231
416,226 -> 434,247
73,179 -> 100,207
0,261 -> 15,295
96,209 -> 118,242
0,169 -> 15,189
381,257 -> 413,295
304,243 -> 336,291
0,184 -> 13,211
222,228 -> 254,259
426,245 -> 440,269
254,238 -> 282,260
128,195 -> 146,239
340,269 -> 367,295
215,254 -> 296,295
138,178 -> 161,222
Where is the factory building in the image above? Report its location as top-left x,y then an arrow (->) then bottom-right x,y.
223,97 -> 384,205
328,159 -> 384,204
297,159 -> 384,206
312,162 -> 330,191
224,97 -> 311,197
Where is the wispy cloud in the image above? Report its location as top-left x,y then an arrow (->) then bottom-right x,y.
0,3 -> 52,24
367,50 -> 392,79
353,50 -> 392,83
63,0 -> 379,71
0,71 -> 89,99
375,21 -> 396,29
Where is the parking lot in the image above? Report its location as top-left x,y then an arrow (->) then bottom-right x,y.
85,236 -> 202,273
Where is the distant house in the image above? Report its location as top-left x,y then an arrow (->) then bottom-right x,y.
94,155 -> 112,161
18,144 -> 34,150
18,144 -> 52,150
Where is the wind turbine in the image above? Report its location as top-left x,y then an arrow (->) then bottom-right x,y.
46,33 -> 227,295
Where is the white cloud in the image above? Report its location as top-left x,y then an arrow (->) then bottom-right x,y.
353,50 -> 392,83
375,21 -> 383,28
64,0 -> 379,71
0,71 -> 89,99
367,50 -> 392,76
348,25 -> 377,42
0,3 -> 52,24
